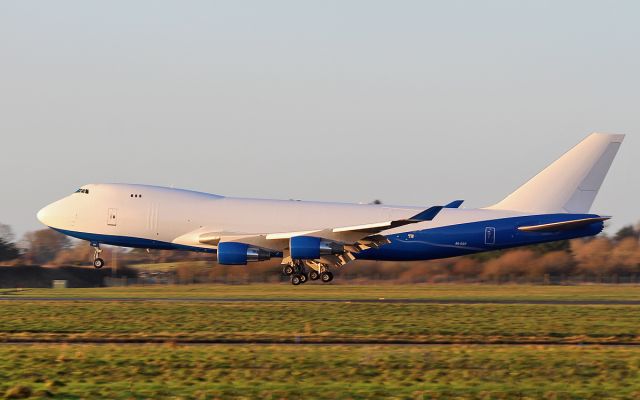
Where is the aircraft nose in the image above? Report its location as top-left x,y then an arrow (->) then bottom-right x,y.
37,204 -> 52,226
37,198 -> 75,229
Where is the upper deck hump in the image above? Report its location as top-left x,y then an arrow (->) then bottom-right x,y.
81,183 -> 224,198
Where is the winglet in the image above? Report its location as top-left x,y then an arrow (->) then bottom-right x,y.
444,200 -> 464,209
407,206 -> 444,222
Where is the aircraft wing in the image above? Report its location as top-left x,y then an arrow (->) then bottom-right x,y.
261,205 -> 444,245
173,204 -> 446,268
183,205 -> 445,250
330,206 -> 444,235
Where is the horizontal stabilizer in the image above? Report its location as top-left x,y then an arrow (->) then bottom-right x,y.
517,217 -> 609,232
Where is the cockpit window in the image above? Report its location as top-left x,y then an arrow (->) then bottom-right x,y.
75,188 -> 89,194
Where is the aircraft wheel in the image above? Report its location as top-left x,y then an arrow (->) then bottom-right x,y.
320,271 -> 333,283
300,273 -> 308,283
283,265 -> 294,276
309,270 -> 320,280
93,258 -> 105,269
291,274 -> 302,286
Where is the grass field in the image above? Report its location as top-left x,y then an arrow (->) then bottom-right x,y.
1,344 -> 639,399
3,283 -> 640,300
1,284 -> 639,398
0,301 -> 638,344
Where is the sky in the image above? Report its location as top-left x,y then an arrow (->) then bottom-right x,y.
0,0 -> 638,238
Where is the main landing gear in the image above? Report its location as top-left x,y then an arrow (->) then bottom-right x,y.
310,269 -> 334,283
283,261 -> 333,285
91,243 -> 105,269
283,262 -> 308,286
309,270 -> 320,281
291,273 -> 307,286
320,271 -> 334,283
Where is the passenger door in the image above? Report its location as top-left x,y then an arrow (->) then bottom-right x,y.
107,208 -> 118,226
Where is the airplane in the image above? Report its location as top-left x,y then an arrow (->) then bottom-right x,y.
37,133 -> 624,285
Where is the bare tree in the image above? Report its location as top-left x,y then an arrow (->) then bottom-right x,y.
0,223 -> 19,262
21,229 -> 71,265
0,223 -> 15,244
614,225 -> 639,241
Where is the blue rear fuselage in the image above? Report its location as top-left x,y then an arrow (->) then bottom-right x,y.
357,213 -> 603,261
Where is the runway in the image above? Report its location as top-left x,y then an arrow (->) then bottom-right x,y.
0,338 -> 638,346
0,297 -> 639,305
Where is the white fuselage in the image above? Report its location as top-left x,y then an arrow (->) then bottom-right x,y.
37,183 -> 521,253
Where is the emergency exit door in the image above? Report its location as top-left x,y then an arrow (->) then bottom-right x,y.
107,208 -> 118,226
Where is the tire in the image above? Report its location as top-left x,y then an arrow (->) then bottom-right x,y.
320,271 -> 333,283
309,271 -> 320,280
283,265 -> 294,276
291,275 -> 302,285
93,258 -> 105,269
300,273 -> 308,283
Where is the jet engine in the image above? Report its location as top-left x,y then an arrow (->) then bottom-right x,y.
290,236 -> 344,259
217,242 -> 272,265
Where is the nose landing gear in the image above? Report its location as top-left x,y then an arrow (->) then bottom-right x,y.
93,257 -> 105,269
91,243 -> 105,269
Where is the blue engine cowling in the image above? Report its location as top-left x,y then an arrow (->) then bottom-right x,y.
217,242 -> 272,265
290,236 -> 343,259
